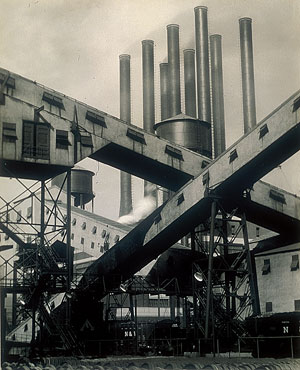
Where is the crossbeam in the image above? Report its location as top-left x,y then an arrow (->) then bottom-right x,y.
81,90 -> 300,296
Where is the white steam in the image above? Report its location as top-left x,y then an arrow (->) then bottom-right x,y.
118,184 -> 157,226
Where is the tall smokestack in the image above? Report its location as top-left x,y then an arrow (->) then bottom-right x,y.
194,6 -> 212,158
210,35 -> 226,158
167,24 -> 181,117
239,17 -> 257,133
119,54 -> 133,217
184,49 -> 196,118
142,40 -> 156,199
160,63 -> 169,120
142,40 -> 155,133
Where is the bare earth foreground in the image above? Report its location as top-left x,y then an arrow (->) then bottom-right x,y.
2,356 -> 300,370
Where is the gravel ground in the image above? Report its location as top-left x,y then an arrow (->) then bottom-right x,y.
2,356 -> 300,370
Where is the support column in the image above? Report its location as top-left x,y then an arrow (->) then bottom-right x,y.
241,213 -> 260,316
66,170 -> 72,324
205,201 -> 217,339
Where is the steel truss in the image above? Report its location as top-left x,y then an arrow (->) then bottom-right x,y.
191,196 -> 260,347
0,168 -> 75,358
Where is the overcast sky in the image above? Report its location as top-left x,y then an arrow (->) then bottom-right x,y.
0,0 -> 299,220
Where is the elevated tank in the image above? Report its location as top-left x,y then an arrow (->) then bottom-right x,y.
154,113 -> 211,156
52,167 -> 94,207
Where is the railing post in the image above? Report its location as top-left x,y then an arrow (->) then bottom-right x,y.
291,337 -> 294,358
256,337 -> 260,358
238,337 -> 240,357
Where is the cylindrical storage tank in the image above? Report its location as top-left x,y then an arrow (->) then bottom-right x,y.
119,54 -> 133,217
210,34 -> 226,158
52,167 -> 94,207
184,49 -> 197,118
167,24 -> 181,117
154,113 -> 209,154
160,63 -> 169,120
194,6 -> 212,158
239,17 -> 257,133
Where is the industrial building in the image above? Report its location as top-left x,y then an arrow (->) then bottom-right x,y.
0,3 -> 300,363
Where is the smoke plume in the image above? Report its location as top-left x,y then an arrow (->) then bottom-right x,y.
118,184 -> 157,225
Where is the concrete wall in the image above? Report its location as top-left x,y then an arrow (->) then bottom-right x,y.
256,247 -> 300,314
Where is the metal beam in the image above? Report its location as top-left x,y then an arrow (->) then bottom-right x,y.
0,68 -> 299,234
80,91 -> 300,296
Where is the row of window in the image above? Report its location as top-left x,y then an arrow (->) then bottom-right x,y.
2,104 -> 106,157
262,255 -> 299,275
265,299 -> 300,313
71,218 -> 120,242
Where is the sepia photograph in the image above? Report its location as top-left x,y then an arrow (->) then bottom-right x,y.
0,1 -> 299,368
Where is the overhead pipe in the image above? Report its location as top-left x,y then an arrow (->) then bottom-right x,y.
210,34 -> 226,158
194,6 -> 212,158
119,54 -> 133,217
160,63 -> 169,120
167,24 -> 181,117
183,49 -> 197,118
239,17 -> 257,133
142,40 -> 156,199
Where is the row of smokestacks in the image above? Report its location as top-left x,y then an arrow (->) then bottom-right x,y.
119,7 -> 256,217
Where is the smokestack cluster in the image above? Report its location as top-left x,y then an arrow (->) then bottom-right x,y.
119,7 -> 257,219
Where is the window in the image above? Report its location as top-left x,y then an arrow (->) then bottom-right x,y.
2,122 -> 17,142
42,91 -> 64,109
85,110 -> 106,127
56,130 -> 71,150
4,234 -> 9,241
229,149 -> 238,163
114,235 -> 120,243
24,324 -> 28,332
81,237 -> 84,245
266,302 -> 273,312
101,230 -> 106,238
80,134 -> 93,147
92,226 -> 97,235
50,301 -> 55,310
0,73 -> 15,89
26,206 -> 32,219
71,233 -> 74,240
72,218 -> 77,226
295,300 -> 300,311
262,259 -> 271,275
23,121 -> 50,159
291,255 -> 299,271
27,236 -> 31,243
81,222 -> 86,230
231,225 -> 236,236
256,227 -> 260,238
91,242 -> 95,249
16,211 -> 22,222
